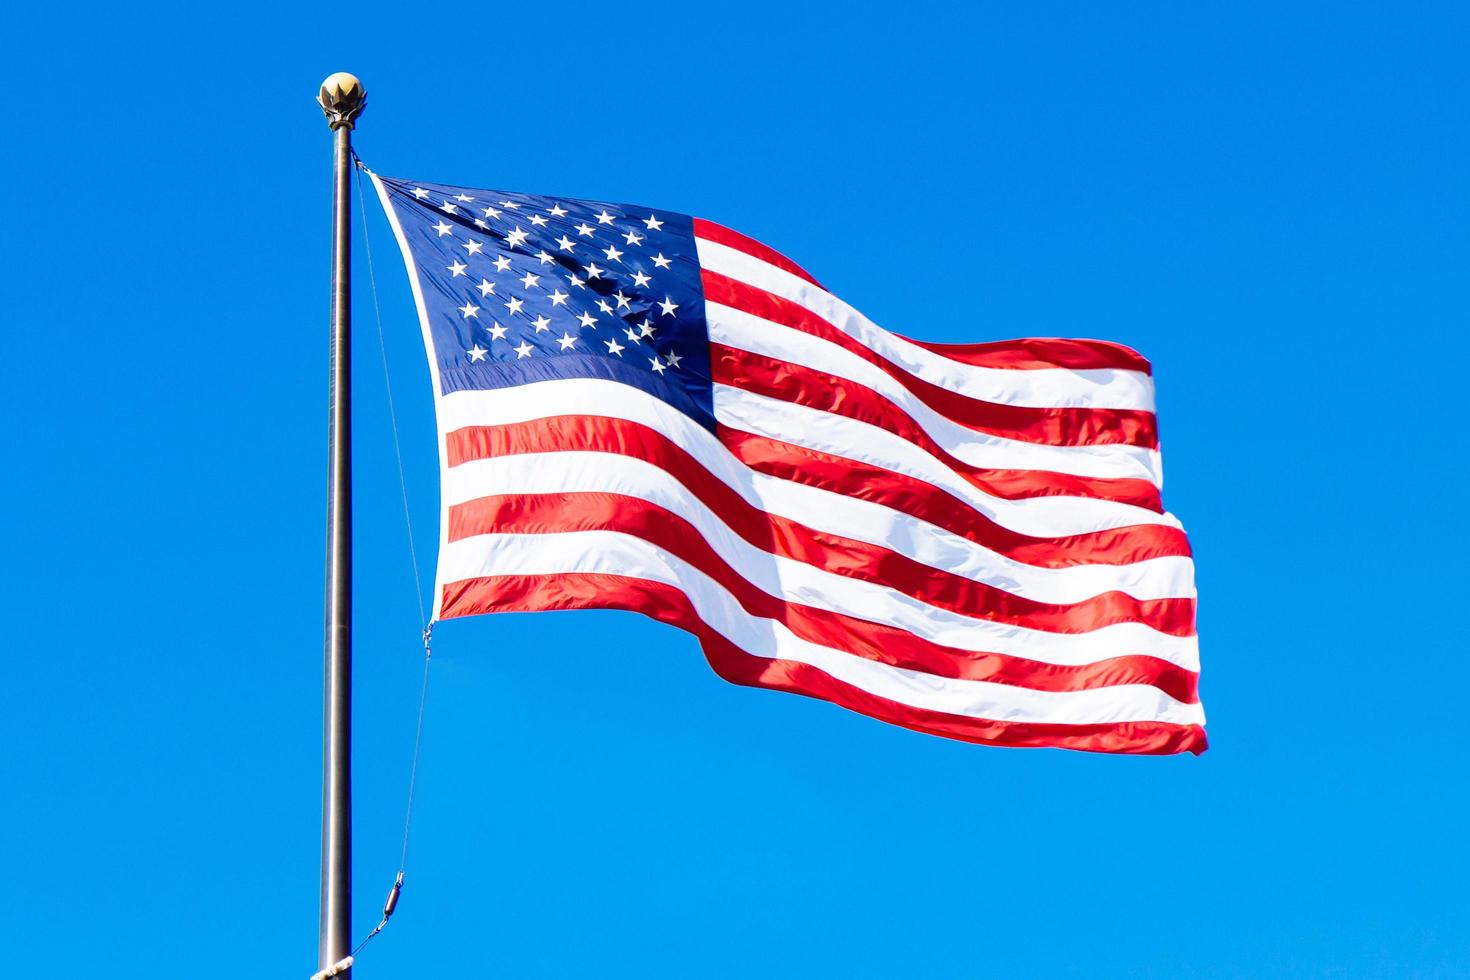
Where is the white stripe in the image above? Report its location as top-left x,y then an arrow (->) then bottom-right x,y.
444,452 -> 1198,669
439,380 -> 1181,540
707,301 -> 1163,485
697,237 -> 1156,412
439,531 -> 1204,726
443,455 -> 1193,669
443,449 -> 1195,605
713,384 -> 1180,533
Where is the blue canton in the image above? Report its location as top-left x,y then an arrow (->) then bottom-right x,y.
375,173 -> 713,425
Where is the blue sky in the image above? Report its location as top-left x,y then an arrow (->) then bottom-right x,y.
2,2 -> 1466,976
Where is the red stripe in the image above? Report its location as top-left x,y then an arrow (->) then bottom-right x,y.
898,335 -> 1154,374
447,413 -> 1192,635
703,270 -> 1158,449
446,491 -> 1199,700
693,218 -> 824,289
441,573 -> 1207,755
720,426 -> 1190,567
712,343 -> 1164,512
445,416 -> 1191,568
694,222 -> 1152,376
449,488 -> 1195,638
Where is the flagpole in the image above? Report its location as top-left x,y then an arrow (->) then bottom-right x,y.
317,71 -> 365,980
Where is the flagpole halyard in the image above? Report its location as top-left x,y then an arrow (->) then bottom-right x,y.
318,70 -> 365,980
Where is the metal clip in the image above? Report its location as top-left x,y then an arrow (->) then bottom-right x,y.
383,871 -> 404,919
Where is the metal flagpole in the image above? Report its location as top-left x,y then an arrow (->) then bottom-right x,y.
317,71 -> 365,980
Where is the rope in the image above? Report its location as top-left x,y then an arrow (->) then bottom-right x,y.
350,627 -> 433,959
399,625 -> 434,872
355,157 -> 429,629
337,157 -> 436,964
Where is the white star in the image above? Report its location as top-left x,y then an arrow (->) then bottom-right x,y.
493,256 -> 512,272
638,320 -> 656,338
447,260 -> 468,277
505,227 -> 529,249
488,322 -> 508,340
643,215 -> 664,231
458,302 -> 479,319
477,278 -> 496,297
463,239 -> 484,255
514,341 -> 534,358
623,326 -> 641,343
434,221 -> 453,237
651,252 -> 672,270
658,296 -> 679,316
467,344 -> 488,362
575,222 -> 596,237
520,272 -> 541,289
595,209 -> 616,225
583,262 -> 605,280
548,289 -> 569,307
482,205 -> 501,219
664,349 -> 683,368
504,296 -> 525,315
555,235 -> 576,252
649,356 -> 667,374
557,332 -> 578,351
441,201 -> 458,214
536,250 -> 556,265
474,218 -> 488,230
623,230 -> 644,246
603,244 -> 624,263
532,315 -> 553,333
631,271 -> 652,288
597,298 -> 614,315
576,311 -> 598,329
566,274 -> 586,289
456,193 -> 473,203
548,203 -> 568,217
613,291 -> 631,310
529,214 -> 548,227
412,187 -> 430,200
605,337 -> 625,356
500,200 -> 521,209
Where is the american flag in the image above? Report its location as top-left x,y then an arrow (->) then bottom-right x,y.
368,169 -> 1205,755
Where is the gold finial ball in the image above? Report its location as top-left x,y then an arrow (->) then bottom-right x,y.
318,72 -> 366,130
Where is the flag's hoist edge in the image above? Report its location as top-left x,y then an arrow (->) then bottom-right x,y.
367,168 -> 1206,756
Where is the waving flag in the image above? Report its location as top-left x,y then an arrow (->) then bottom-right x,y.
369,169 -> 1205,755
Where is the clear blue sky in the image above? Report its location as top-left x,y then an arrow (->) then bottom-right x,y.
2,2 -> 1465,976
